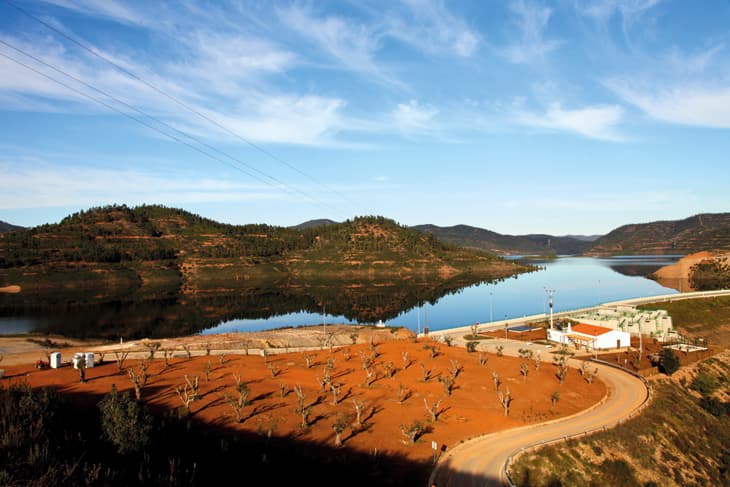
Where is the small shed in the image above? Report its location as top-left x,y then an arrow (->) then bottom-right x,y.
49,352 -> 62,368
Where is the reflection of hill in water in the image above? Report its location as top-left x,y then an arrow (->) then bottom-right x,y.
0,275 -> 502,339
607,264 -> 663,277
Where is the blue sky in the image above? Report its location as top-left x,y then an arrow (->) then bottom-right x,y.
1,0 -> 729,235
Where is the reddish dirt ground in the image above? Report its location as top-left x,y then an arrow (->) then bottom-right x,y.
2,337 -> 606,465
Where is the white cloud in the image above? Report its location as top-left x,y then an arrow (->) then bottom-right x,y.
514,102 -> 626,141
579,0 -> 662,21
393,100 -> 439,134
39,0 -> 145,26
500,0 -> 562,64
606,79 -> 730,128
277,4 -> 388,81
388,0 -> 479,57
0,164 -> 281,209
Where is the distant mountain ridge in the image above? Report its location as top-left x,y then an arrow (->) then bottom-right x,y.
586,213 -> 730,255
0,220 -> 24,233
290,219 -> 338,230
411,224 -> 595,255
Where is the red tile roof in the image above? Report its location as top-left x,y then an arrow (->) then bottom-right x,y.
571,323 -> 613,337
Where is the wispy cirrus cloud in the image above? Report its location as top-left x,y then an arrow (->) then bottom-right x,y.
578,0 -> 662,21
276,4 -> 392,84
500,0 -> 562,64
514,102 -> 626,141
606,78 -> 730,128
387,0 -> 479,57
392,99 -> 439,135
39,0 -> 146,26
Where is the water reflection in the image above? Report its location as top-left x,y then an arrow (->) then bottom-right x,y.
0,256 -> 684,338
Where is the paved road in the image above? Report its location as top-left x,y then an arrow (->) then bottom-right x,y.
430,359 -> 649,487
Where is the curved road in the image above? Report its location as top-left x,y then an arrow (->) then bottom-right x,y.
430,360 -> 649,487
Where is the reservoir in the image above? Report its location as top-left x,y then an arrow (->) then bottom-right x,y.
204,255 -> 684,335
0,255 -> 684,338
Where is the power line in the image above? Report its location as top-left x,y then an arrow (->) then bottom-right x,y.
0,38 -> 348,219
5,0 -> 369,217
0,48 -> 350,219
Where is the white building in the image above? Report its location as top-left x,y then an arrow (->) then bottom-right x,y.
548,322 -> 630,351
569,305 -> 678,342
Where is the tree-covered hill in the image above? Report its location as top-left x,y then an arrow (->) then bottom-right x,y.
0,220 -> 24,233
0,205 -> 530,301
411,224 -> 595,255
586,213 -> 730,255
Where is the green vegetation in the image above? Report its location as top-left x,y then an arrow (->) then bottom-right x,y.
511,355 -> 730,487
690,257 -> 730,291
659,348 -> 680,375
0,205 -> 532,304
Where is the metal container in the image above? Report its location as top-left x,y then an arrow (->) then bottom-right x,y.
50,352 -> 62,368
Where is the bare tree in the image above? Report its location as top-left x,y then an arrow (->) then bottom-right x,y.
368,337 -> 379,358
496,345 -> 504,357
77,358 -> 86,383
349,332 -> 359,345
332,413 -> 351,447
359,351 -> 373,370
267,363 -> 280,378
114,351 -> 129,372
400,420 -> 425,445
492,371 -> 501,391
294,384 -> 306,413
304,354 -> 315,369
352,398 -> 367,429
497,387 -> 512,416
218,353 -> 226,366
325,356 -> 336,370
479,352 -> 488,367
397,383 -> 410,404
162,348 -> 173,367
554,354 -> 569,384
204,360 -> 213,382
128,362 -> 149,400
331,382 -> 342,405
224,382 -> 251,423
520,363 -> 529,382
176,374 -> 199,411
470,323 -> 479,338
364,366 -> 376,388
203,342 -> 211,356
551,390 -> 560,408
383,361 -> 396,378
401,351 -> 410,370
439,375 -> 455,396
518,348 -> 533,360
424,397 -> 443,423
449,359 -> 462,379
342,348 -> 351,361
534,351 -> 542,371
299,406 -> 312,428
144,341 -> 161,360
279,383 -> 288,398
420,362 -> 432,382
180,344 -> 192,361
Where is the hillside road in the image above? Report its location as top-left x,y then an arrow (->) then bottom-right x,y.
430,360 -> 649,487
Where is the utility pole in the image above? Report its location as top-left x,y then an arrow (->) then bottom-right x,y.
546,289 -> 555,330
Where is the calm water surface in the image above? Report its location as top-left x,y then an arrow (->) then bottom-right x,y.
204,255 -> 683,335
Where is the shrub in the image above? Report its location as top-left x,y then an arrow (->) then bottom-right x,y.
658,348 -> 680,375
690,371 -> 718,396
98,385 -> 152,455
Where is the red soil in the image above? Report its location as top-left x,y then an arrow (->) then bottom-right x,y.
2,338 -> 606,464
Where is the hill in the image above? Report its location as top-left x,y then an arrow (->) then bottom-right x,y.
0,220 -> 24,233
586,213 -> 730,255
411,224 -> 594,255
0,205 -> 530,301
290,218 -> 338,230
